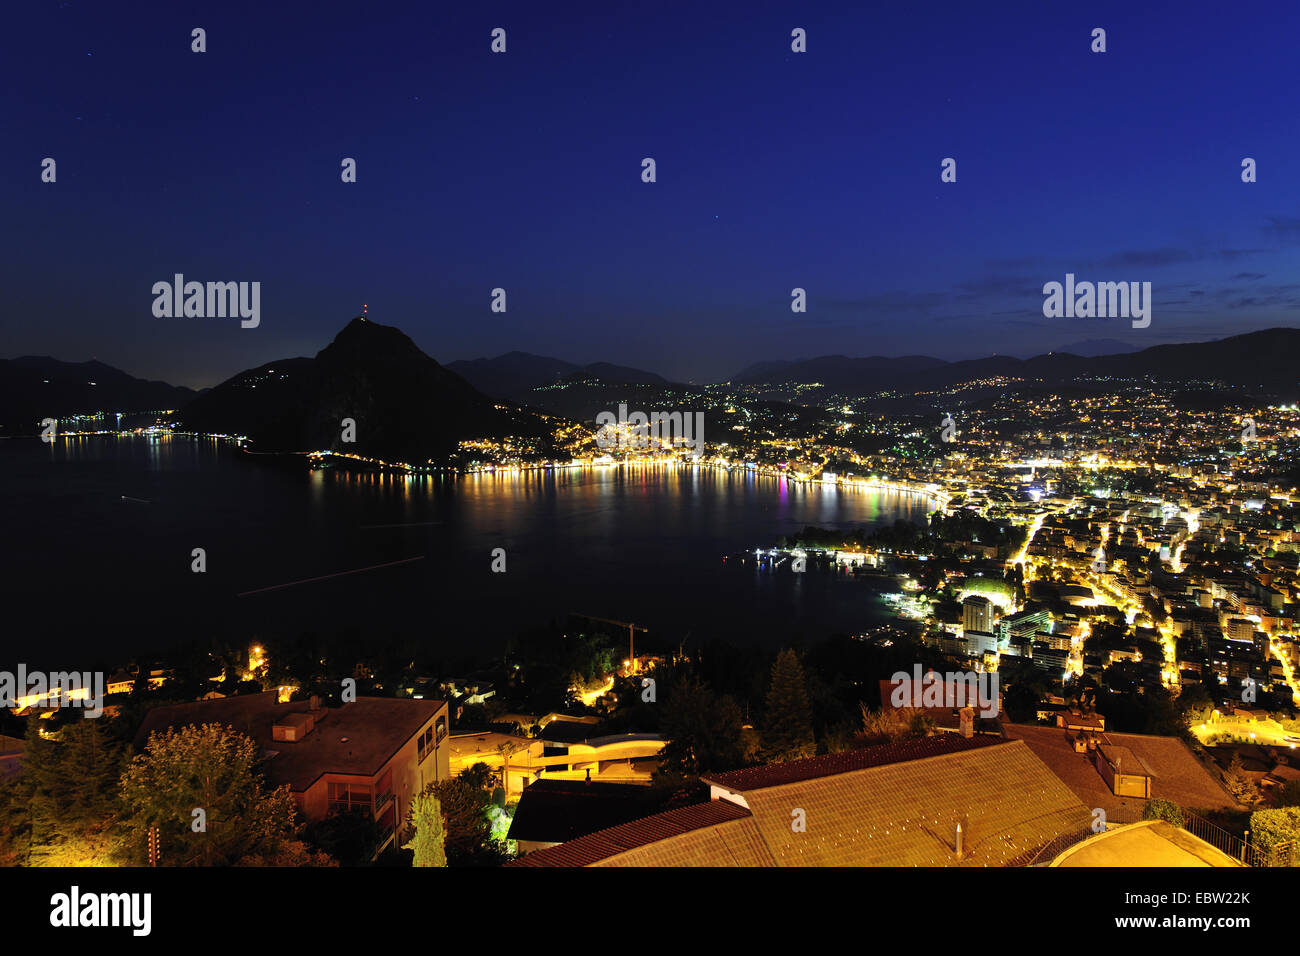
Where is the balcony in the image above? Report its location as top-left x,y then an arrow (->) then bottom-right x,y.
419,719 -> 448,764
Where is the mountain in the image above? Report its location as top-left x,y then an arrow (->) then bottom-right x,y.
562,362 -> 668,387
181,317 -> 550,462
445,351 -> 578,399
1056,327 -> 1300,386
0,356 -> 197,432
730,328 -> 1300,396
731,354 -> 947,392
1052,338 -> 1143,357
447,351 -> 669,401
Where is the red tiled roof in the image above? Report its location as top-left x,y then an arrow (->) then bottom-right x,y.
702,734 -> 1004,792
510,737 -> 1091,867
1004,723 -> 1238,823
507,799 -> 754,867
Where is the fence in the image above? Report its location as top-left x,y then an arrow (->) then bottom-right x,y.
1024,827 -> 1097,866
1023,815 -> 1297,867
1181,810 -> 1296,867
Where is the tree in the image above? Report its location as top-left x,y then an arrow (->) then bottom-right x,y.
0,768 -> 29,866
404,791 -> 448,867
301,808 -> 385,866
1139,685 -> 1184,737
238,840 -> 336,866
1176,684 -> 1215,726
1274,779 -> 1300,809
1222,752 -> 1258,806
1248,807 -> 1300,866
119,723 -> 299,866
658,677 -> 747,775
858,704 -> 933,745
761,649 -> 815,762
1142,798 -> 1185,828
998,658 -> 1051,723
423,763 -> 505,866
1,717 -> 127,866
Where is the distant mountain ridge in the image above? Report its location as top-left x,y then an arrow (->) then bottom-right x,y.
445,351 -> 577,397
447,352 -> 669,401
729,328 -> 1300,395
0,356 -> 197,432
733,354 -> 947,386
7,326 -> 1298,440
1051,338 -> 1143,357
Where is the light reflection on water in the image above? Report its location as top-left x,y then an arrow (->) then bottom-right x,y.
4,437 -> 931,667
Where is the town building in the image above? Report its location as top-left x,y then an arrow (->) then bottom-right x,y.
133,692 -> 450,855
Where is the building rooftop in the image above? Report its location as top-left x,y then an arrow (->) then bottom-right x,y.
1096,743 -> 1149,776
447,731 -> 534,761
1004,723 -> 1237,823
506,779 -> 664,845
516,736 -> 1092,867
702,733 -> 1001,791
537,720 -> 601,745
508,799 -> 761,867
133,692 -> 444,792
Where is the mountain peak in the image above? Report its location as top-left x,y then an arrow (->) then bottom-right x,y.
180,315 -> 551,461
334,314 -> 378,336
318,315 -> 431,365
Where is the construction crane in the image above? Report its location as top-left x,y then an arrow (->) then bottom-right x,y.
573,613 -> 648,672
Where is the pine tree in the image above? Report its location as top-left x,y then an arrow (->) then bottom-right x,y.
404,791 -> 448,867
16,718 -> 127,865
761,649 -> 816,762
61,718 -> 126,827
1224,752 -> 1257,804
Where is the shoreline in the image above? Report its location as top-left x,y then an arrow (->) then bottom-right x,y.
16,431 -> 948,511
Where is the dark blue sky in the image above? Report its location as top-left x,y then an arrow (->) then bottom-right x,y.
3,0 -> 1297,387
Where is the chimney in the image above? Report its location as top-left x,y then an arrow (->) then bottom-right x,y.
959,706 -> 975,738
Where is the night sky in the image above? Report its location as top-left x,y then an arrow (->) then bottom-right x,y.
3,0 -> 1297,388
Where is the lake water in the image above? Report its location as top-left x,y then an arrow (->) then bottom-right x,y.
1,436 -> 933,670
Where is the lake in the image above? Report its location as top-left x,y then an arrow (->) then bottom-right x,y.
1,436 -> 933,670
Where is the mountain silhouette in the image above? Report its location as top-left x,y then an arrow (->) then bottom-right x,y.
731,328 -> 1300,396
181,317 -> 549,462
447,352 -> 669,401
0,356 -> 197,433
